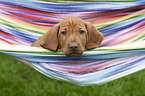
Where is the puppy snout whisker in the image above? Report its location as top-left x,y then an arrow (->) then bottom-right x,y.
68,43 -> 79,51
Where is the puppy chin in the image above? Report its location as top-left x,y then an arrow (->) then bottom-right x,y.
63,49 -> 83,57
65,52 -> 83,57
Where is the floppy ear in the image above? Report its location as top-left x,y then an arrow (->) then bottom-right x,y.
85,22 -> 104,49
40,24 -> 60,51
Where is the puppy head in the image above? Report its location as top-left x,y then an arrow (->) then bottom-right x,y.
57,16 -> 87,57
40,16 -> 104,57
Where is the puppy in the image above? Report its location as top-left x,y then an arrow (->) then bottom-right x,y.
31,16 -> 104,57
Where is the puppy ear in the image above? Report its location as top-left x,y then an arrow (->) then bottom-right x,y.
40,24 -> 60,51
85,22 -> 104,49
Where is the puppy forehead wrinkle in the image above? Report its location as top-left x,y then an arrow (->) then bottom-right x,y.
60,16 -> 84,28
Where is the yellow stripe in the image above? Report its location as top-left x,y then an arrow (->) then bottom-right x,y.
95,9 -> 145,27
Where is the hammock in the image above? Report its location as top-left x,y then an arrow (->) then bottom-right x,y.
0,0 -> 145,86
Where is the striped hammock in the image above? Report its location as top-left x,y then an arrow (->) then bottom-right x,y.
0,0 -> 145,86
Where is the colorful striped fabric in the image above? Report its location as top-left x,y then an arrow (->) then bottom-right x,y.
0,0 -> 145,86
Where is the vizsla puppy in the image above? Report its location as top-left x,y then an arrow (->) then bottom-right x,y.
31,16 -> 104,57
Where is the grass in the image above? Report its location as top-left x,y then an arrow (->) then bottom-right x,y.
0,53 -> 145,96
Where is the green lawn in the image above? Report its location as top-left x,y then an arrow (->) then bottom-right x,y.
0,53 -> 145,96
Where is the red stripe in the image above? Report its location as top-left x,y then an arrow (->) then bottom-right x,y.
0,37 -> 13,45
84,5 -> 145,17
0,13 -> 54,27
0,31 -> 20,42
0,4 -> 63,17
10,12 -> 59,22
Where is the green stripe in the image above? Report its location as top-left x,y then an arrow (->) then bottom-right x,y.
36,0 -> 138,3
0,18 -> 44,35
132,33 -> 145,42
0,48 -> 145,55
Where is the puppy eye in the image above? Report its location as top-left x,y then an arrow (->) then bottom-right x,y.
61,31 -> 67,35
79,30 -> 85,34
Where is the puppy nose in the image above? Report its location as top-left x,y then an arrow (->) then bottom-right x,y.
69,43 -> 78,51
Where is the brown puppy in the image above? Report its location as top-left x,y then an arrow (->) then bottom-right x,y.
31,16 -> 104,57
